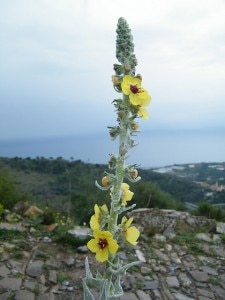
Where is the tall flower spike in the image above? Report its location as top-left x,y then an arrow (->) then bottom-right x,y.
116,17 -> 137,75
84,18 -> 151,299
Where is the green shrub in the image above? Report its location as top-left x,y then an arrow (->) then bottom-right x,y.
0,228 -> 25,241
42,207 -> 55,225
131,181 -> 185,211
0,203 -> 4,218
192,201 -> 225,222
0,170 -> 25,209
54,231 -> 89,248
220,234 -> 225,244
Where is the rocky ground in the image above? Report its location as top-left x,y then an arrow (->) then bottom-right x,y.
0,208 -> 225,300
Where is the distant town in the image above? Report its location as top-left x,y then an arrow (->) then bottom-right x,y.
193,181 -> 225,192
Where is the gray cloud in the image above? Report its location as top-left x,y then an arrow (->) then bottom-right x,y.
0,0 -> 225,141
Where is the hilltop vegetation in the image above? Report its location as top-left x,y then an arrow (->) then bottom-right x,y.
0,157 -> 224,224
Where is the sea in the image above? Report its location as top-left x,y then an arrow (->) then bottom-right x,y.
0,130 -> 224,168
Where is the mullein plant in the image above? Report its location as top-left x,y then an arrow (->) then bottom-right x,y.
83,17 -> 151,299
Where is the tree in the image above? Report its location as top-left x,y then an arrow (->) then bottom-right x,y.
0,170 -> 25,209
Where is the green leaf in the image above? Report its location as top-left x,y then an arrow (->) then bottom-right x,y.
99,279 -> 108,300
118,260 -> 142,274
84,257 -> 93,279
83,280 -> 96,300
86,277 -> 105,289
108,276 -> 123,298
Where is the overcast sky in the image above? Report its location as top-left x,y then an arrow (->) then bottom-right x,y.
0,0 -> 225,141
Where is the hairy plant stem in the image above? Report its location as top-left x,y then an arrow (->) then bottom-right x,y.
106,94 -> 130,285
108,94 -> 130,233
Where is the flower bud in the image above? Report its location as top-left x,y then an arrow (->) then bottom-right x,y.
112,75 -> 120,86
124,64 -> 131,72
108,155 -> 117,169
108,126 -> 120,139
130,169 -> 138,179
131,122 -> 139,131
102,176 -> 110,187
113,64 -> 124,75
117,110 -> 125,119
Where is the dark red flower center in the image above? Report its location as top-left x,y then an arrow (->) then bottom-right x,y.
130,84 -> 140,94
99,238 -> 108,249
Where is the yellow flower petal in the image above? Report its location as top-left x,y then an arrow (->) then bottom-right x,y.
130,89 -> 151,106
122,189 -> 134,205
138,107 -> 149,120
122,216 -> 134,230
93,229 -> 101,239
126,226 -> 140,245
93,204 -> 100,215
121,217 -> 140,245
90,215 -> 100,230
90,204 -> 108,230
107,239 -> 119,254
121,183 -> 134,205
100,230 -> 113,239
96,248 -> 109,262
87,239 -> 99,252
125,217 -> 134,228
101,204 -> 108,213
121,216 -> 127,225
133,77 -> 142,85
140,89 -> 151,106
121,183 -> 130,190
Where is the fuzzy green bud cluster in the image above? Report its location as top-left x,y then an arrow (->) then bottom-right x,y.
115,17 -> 137,75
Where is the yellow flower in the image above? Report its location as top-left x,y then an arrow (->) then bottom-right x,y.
87,230 -> 119,262
90,204 -> 108,230
121,75 -> 151,107
121,183 -> 134,206
137,106 -> 149,120
122,216 -> 140,245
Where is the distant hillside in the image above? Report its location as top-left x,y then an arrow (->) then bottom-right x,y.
152,162 -> 225,184
149,162 -> 225,205
0,157 -> 224,223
